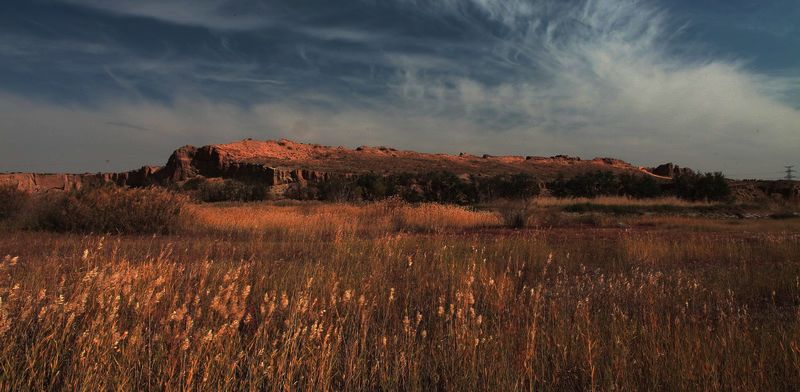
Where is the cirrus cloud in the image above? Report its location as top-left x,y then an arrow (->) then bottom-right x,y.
1,0 -> 798,177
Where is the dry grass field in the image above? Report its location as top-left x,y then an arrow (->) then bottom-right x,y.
1,198 -> 799,390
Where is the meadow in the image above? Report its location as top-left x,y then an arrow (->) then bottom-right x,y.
1,198 -> 799,390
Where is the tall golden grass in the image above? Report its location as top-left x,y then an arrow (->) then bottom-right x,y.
0,202 -> 798,390
189,199 -> 500,237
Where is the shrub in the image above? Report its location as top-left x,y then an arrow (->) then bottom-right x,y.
182,177 -> 207,191
311,171 -> 539,204
26,186 -> 187,234
195,180 -> 268,202
530,209 -> 569,228
498,200 -> 532,229
619,174 -> 664,199
549,171 -> 619,198
548,172 -> 668,199
0,185 -> 29,221
505,173 -> 541,200
317,177 -> 360,202
384,173 -> 419,202
420,171 -> 471,204
673,172 -> 731,201
477,173 -> 541,202
355,173 -> 388,201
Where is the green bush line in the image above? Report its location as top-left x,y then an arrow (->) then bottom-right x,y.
143,169 -> 733,204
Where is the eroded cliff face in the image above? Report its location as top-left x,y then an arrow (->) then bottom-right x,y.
0,142 -> 336,193
649,163 -> 694,178
0,173 -> 98,193
158,145 -> 334,185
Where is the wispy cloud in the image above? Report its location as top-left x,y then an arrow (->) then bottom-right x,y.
3,0 -> 799,177
377,0 -> 800,174
58,0 -> 270,31
0,34 -> 114,58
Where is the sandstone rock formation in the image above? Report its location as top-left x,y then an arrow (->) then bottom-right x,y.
0,139 -> 719,195
650,163 -> 694,178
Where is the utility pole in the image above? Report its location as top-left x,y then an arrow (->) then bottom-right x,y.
786,166 -> 796,181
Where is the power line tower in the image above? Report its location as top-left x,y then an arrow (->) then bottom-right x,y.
786,166 -> 796,181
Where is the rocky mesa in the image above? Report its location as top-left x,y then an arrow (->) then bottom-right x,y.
2,138 -> 797,200
0,139 -> 661,192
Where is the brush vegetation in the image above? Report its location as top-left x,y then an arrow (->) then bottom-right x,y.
18,186 -> 187,234
0,185 -> 29,221
0,192 -> 798,390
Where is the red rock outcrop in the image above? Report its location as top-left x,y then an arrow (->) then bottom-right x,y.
649,163 -> 694,178
0,139 -> 691,193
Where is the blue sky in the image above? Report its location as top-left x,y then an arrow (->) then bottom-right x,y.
1,0 -> 798,178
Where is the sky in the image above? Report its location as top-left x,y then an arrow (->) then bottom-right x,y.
1,0 -> 799,178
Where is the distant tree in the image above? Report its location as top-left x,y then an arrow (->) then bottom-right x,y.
384,173 -> 422,202
318,177 -> 358,202
506,173 -> 541,200
549,171 -> 618,198
0,185 -> 29,221
619,174 -> 664,199
420,171 -> 470,204
355,173 -> 387,201
673,172 -> 731,201
195,180 -> 268,202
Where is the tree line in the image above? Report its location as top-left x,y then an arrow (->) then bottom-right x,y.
549,171 -> 731,201
184,169 -> 731,204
